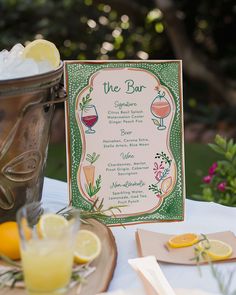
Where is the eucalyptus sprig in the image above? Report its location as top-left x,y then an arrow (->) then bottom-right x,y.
0,254 -> 93,290
191,234 -> 236,295
82,197 -> 125,219
0,254 -> 22,289
191,234 -> 210,266
210,264 -> 236,295
58,198 -> 126,225
0,254 -> 21,268
0,268 -> 23,289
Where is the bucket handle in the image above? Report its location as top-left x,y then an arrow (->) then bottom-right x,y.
0,84 -> 67,163
38,83 -> 67,107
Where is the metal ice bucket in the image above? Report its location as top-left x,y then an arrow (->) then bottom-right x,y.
0,63 -> 64,222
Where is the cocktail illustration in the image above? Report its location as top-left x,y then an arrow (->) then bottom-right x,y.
81,104 -> 98,134
82,152 -> 101,198
79,87 -> 98,134
151,90 -> 171,130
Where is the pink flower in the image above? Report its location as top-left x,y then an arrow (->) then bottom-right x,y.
203,175 -> 212,183
217,182 -> 226,192
209,162 -> 218,175
153,162 -> 164,181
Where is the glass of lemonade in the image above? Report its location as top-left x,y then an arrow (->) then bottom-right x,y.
17,202 -> 80,295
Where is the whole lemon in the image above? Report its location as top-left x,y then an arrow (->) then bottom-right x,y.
0,221 -> 21,260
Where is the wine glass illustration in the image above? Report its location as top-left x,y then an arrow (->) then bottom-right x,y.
81,104 -> 98,134
151,90 -> 171,130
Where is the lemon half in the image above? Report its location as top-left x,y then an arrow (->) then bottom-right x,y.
23,39 -> 60,68
74,229 -> 101,264
198,239 -> 233,261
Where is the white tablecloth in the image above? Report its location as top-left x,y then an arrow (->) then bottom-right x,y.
42,177 -> 236,294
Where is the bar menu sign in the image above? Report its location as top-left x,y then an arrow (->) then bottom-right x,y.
64,61 -> 185,225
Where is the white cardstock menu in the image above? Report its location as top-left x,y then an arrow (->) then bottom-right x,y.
64,61 -> 185,225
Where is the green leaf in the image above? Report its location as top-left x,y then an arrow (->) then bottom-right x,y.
215,134 -> 227,150
230,178 -> 236,189
86,152 -> 100,164
202,187 -> 213,201
191,194 -> 208,201
227,138 -> 234,152
225,151 -> 233,161
208,143 -> 225,155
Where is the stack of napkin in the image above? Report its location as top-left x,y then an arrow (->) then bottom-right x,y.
128,256 -> 217,295
97,256 -> 218,295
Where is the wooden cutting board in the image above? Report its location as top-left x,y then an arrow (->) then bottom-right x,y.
0,218 -> 117,295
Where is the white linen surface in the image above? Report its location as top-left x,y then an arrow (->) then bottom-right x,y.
42,177 -> 236,294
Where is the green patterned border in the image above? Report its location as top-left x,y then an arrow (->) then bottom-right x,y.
64,61 -> 185,225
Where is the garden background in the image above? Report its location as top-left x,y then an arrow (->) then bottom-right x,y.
1,0 -> 236,205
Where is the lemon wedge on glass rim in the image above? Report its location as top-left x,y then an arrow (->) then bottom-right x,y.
74,229 -> 102,264
37,215 -> 102,263
37,213 -> 68,238
198,239 -> 233,261
22,39 -> 60,68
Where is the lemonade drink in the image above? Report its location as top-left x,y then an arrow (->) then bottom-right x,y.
21,239 -> 74,295
17,202 -> 80,295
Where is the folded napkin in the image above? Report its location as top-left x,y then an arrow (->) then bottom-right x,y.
98,256 -> 217,295
129,256 -> 176,295
175,289 -> 217,295
97,291 -> 128,295
136,229 -> 236,265
128,256 -> 218,295
98,289 -> 217,295
97,290 -> 143,295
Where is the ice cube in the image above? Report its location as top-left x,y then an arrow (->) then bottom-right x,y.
37,60 -> 54,74
9,58 -> 39,79
9,43 -> 24,58
0,57 -> 39,80
0,49 -> 9,63
0,49 -> 9,75
0,43 -> 56,80
0,45 -> 24,79
5,44 -> 24,69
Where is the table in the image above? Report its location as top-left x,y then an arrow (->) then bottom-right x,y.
42,177 -> 236,294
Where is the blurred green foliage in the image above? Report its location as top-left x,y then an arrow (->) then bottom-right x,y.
1,0 -> 236,205
1,0 -> 235,68
1,0 -> 235,126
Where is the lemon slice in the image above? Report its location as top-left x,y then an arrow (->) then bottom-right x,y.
22,39 -> 60,68
198,239 -> 233,260
37,213 -> 68,238
74,229 -> 101,264
168,233 -> 199,248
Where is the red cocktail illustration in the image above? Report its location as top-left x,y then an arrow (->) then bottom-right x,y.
151,91 -> 170,130
81,105 -> 98,134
